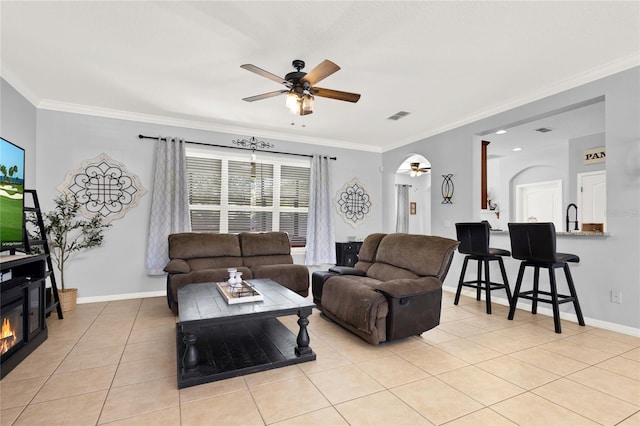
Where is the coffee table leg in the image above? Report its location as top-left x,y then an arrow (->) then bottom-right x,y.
182,333 -> 199,371
295,311 -> 312,356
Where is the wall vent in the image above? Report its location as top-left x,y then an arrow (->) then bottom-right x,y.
387,111 -> 411,121
535,127 -> 553,133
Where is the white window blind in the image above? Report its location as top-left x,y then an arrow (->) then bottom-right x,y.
186,148 -> 310,246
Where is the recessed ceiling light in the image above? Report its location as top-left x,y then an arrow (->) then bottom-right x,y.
513,147 -> 522,152
496,129 -> 507,135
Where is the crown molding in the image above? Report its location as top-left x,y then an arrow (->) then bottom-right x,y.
4,55 -> 637,155
35,100 -> 382,153
1,67 -> 42,107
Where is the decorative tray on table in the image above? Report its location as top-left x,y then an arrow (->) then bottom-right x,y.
216,281 -> 264,304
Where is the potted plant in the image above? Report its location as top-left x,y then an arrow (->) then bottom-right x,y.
40,195 -> 110,311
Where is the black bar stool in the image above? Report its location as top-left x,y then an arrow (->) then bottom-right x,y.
454,222 -> 512,314
507,222 -> 585,333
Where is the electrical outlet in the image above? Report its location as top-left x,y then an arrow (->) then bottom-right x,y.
610,290 -> 622,304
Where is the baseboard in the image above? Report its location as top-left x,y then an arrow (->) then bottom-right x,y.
77,290 -> 166,304
442,285 -> 640,338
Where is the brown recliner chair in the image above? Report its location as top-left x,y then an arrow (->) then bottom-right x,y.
312,233 -> 459,344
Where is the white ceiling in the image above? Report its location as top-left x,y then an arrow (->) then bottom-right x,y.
1,1 -> 638,152
485,99 -> 606,159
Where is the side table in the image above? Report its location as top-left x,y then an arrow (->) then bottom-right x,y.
335,241 -> 363,267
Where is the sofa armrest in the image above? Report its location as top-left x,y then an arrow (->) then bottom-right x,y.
374,277 -> 441,298
374,277 -> 443,341
164,259 -> 191,274
328,266 -> 366,276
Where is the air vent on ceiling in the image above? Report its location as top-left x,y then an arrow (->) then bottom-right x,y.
387,111 -> 411,121
535,127 -> 553,133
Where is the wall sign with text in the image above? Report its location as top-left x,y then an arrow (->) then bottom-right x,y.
583,147 -> 606,165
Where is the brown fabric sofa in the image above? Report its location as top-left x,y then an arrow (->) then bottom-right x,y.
312,233 -> 459,344
164,231 -> 309,313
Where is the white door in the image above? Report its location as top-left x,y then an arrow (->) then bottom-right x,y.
578,170 -> 606,231
515,180 -> 563,229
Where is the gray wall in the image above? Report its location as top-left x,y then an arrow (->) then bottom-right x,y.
3,65 -> 639,333
1,79 -> 37,185
384,67 -> 640,333
2,80 -> 382,300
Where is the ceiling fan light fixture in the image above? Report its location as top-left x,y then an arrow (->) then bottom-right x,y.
242,59 -> 360,115
302,94 -> 314,113
285,91 -> 299,114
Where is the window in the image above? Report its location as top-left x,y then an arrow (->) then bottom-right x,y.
186,147 -> 310,246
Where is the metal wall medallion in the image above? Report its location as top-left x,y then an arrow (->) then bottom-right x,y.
334,178 -> 373,228
57,153 -> 147,223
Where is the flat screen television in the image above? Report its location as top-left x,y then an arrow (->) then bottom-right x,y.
0,137 -> 25,252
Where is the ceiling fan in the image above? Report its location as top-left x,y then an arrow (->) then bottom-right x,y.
240,59 -> 361,115
408,162 -> 431,177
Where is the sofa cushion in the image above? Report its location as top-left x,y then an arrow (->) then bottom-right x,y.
168,232 -> 241,259
187,257 -> 244,272
372,277 -> 442,298
242,254 -> 294,267
250,264 -> 309,295
240,232 -> 291,256
371,233 -> 459,279
365,263 -> 420,282
354,233 -> 386,273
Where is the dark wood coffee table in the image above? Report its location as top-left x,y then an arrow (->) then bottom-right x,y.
176,278 -> 315,389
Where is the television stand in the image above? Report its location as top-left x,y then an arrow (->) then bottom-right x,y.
1,254 -> 49,379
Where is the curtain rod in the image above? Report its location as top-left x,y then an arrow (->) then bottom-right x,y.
138,134 -> 337,160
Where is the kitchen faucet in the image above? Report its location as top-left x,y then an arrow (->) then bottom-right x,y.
566,203 -> 578,232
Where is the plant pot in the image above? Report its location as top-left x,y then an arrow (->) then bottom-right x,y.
58,288 -> 78,312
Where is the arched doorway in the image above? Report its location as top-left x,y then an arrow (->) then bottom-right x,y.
395,154 -> 432,235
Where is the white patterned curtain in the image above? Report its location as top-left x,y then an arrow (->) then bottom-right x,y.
305,154 -> 336,265
396,184 -> 410,233
145,137 -> 190,275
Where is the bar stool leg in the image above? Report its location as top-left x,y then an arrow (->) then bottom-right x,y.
498,257 -> 512,303
532,266 -> 540,314
476,260 -> 482,301
549,267 -> 562,333
454,257 -> 470,305
508,263 -> 526,320
563,263 -> 586,326
484,259 -> 492,314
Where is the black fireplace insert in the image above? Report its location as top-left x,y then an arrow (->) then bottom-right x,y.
1,255 -> 48,379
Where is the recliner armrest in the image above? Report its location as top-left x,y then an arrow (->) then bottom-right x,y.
374,277 -> 443,341
374,277 -> 442,299
328,266 -> 366,276
164,259 -> 190,274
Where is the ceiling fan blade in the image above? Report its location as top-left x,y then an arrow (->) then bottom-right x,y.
302,60 -> 340,86
242,90 -> 288,102
240,64 -> 290,86
312,87 -> 361,103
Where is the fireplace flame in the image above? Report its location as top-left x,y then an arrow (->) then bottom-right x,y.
1,317 -> 18,355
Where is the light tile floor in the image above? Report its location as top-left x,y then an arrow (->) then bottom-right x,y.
1,292 -> 638,425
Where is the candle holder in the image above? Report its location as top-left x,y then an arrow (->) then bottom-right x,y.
441,174 -> 454,204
